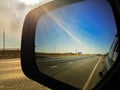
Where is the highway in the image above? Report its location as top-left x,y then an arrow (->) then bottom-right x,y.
0,58 -> 50,90
36,55 -> 106,89
0,56 -> 106,90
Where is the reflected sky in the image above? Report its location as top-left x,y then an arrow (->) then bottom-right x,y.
35,0 -> 117,54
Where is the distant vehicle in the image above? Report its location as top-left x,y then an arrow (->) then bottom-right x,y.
78,52 -> 82,54
105,34 -> 119,71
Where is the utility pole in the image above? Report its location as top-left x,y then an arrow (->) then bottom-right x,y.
54,46 -> 56,53
3,29 -> 5,52
76,48 -> 78,54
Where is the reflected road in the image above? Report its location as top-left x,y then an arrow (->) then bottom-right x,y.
36,55 -> 105,89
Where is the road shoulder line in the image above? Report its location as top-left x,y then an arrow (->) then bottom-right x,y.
83,57 -> 102,90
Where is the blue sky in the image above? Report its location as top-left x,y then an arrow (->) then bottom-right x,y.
35,0 -> 117,54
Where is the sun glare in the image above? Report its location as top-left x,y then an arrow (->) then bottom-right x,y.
19,0 -> 47,5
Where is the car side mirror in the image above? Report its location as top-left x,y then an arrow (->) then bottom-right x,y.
21,0 -> 120,90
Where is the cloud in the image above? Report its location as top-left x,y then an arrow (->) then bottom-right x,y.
0,0 -> 30,32
0,0 -> 53,48
0,0 -> 32,48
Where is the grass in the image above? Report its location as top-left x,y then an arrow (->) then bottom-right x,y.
35,52 -> 94,58
0,50 -> 20,59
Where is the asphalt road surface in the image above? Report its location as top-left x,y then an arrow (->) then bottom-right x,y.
36,55 -> 106,90
0,58 -> 50,90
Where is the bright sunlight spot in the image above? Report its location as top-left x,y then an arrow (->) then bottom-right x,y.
19,0 -> 48,5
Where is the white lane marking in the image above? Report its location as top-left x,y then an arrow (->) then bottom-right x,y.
83,57 -> 102,90
68,62 -> 73,64
50,65 -> 58,69
37,60 -> 60,62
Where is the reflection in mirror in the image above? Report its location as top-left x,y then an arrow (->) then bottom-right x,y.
35,0 -> 118,89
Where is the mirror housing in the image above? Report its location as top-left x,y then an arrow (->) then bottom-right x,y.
21,0 -> 83,89
21,0 -> 120,90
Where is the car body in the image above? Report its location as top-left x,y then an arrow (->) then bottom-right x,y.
105,35 -> 118,71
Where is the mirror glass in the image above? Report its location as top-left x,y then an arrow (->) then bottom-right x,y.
35,0 -> 118,89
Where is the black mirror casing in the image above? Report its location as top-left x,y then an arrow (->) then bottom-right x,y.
21,0 -> 120,90
21,0 -> 83,90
